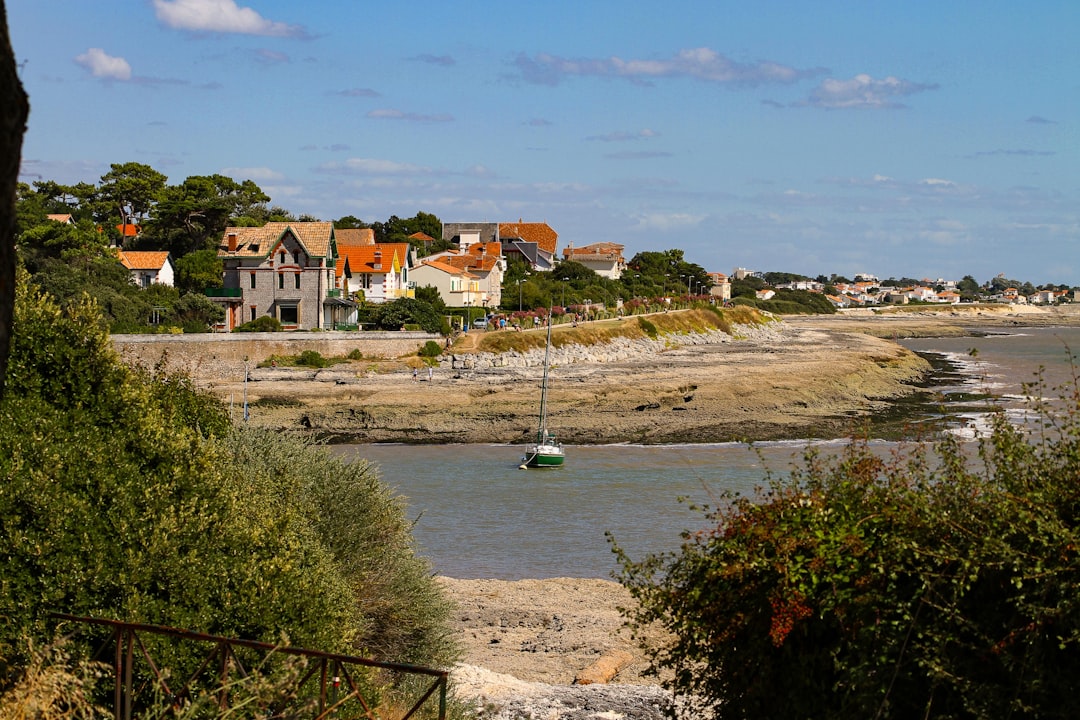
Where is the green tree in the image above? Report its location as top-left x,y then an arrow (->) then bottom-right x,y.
614,377 -> 1080,719
97,162 -> 168,232
174,248 -> 224,294
148,174 -> 269,255
0,273 -> 456,688
413,284 -> 446,313
957,274 -> 981,300
362,297 -> 446,334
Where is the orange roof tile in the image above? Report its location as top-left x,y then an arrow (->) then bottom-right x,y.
420,258 -> 476,278
337,242 -> 410,280
499,221 -> 558,255
117,250 -> 170,270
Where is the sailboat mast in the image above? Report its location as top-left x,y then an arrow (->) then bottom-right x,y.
537,310 -> 552,435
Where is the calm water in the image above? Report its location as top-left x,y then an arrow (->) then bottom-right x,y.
330,326 -> 1080,580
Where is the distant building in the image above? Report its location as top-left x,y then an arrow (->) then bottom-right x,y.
562,242 -> 626,279
117,250 -> 174,288
211,222 -> 353,331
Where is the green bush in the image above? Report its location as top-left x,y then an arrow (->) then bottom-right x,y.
614,374 -> 1080,719
637,317 -> 658,339
296,349 -> 328,368
418,340 -> 442,358
0,275 -> 457,693
233,315 -> 281,332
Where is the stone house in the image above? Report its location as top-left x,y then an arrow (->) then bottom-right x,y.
210,222 -> 354,331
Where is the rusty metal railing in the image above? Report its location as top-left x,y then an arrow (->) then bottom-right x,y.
51,613 -> 447,720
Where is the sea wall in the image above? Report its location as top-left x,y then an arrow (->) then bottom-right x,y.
451,324 -> 782,370
112,331 -> 439,380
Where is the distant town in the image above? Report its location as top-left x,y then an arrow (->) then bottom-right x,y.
17,167 -> 1078,335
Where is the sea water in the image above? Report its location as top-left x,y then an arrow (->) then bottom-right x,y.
329,325 -> 1080,580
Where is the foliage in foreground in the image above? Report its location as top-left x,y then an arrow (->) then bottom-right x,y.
614,375 -> 1080,719
0,275 -> 457,697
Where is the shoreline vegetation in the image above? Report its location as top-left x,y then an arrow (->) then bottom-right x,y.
202,303 -> 1080,446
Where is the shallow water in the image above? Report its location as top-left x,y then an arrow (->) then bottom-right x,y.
330,326 -> 1080,580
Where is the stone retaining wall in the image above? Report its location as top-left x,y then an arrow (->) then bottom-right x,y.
112,331 -> 439,380
451,324 -> 780,371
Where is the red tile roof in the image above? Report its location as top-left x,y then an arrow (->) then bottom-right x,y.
117,250 -> 170,270
499,221 -> 558,255
337,243 -> 410,280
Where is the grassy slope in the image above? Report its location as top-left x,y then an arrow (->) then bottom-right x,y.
465,306 -> 768,355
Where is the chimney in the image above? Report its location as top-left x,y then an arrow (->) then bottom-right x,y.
227,232 -> 238,252
373,250 -> 382,270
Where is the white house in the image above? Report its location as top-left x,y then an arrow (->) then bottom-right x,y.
117,250 -> 175,288
562,242 -> 626,279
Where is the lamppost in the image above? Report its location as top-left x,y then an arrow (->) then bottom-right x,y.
560,278 -> 569,309
242,355 -> 250,422
517,278 -> 524,312
464,300 -> 471,330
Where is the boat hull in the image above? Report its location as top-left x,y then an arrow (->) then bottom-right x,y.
523,442 -> 565,468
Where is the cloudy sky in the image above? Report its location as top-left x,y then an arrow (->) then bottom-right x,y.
9,0 -> 1078,284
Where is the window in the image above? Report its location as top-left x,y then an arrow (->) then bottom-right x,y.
249,306 -> 256,322
279,251 -> 286,264
249,272 -> 256,289
279,305 -> 298,325
293,251 -> 301,265
278,273 -> 284,289
294,273 -> 301,289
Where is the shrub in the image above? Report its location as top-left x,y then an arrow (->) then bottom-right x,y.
614,373 -> 1080,719
637,317 -> 658,339
233,315 -> 281,332
347,348 -> 364,360
296,349 -> 328,368
0,276 -> 457,695
418,340 -> 442,358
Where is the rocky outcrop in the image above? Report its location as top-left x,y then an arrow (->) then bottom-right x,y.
223,321 -> 933,445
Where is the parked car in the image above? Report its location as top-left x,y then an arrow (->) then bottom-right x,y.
472,317 -> 488,329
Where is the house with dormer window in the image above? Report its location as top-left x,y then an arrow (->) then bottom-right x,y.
209,222 -> 354,331
336,239 -> 414,303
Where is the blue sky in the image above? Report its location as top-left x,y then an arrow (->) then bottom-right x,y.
8,0 -> 1079,284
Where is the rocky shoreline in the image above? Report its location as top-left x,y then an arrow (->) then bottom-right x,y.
220,317 -> 934,445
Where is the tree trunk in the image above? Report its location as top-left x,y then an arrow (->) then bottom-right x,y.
0,0 -> 28,398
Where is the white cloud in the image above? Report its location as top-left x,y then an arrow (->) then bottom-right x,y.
804,73 -> 937,109
514,47 -> 824,87
74,48 -> 132,81
919,178 -> 957,187
153,0 -> 306,37
221,166 -> 284,182
317,158 -> 434,176
632,212 -> 706,231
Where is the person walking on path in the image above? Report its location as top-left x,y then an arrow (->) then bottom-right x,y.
427,366 -> 433,381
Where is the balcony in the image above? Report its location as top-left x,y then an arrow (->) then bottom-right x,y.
204,287 -> 242,298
